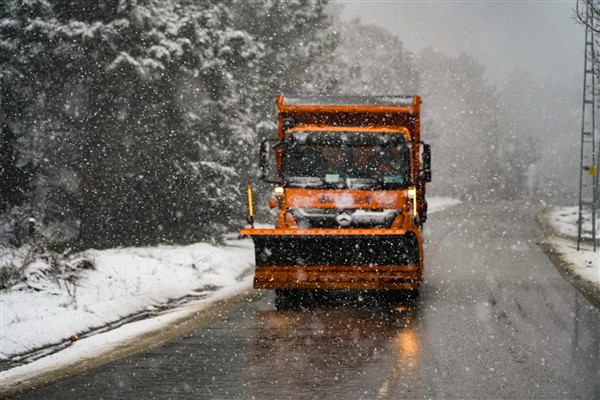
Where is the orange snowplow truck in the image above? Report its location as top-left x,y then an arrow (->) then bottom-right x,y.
240,95 -> 431,301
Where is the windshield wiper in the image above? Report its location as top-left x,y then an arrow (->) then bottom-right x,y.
374,176 -> 413,188
285,175 -> 404,190
285,176 -> 332,188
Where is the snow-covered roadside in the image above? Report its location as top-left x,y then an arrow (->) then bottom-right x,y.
1,240 -> 255,361
539,206 -> 600,308
0,280 -> 254,397
0,196 -> 460,396
427,197 -> 460,214
1,238 -> 255,397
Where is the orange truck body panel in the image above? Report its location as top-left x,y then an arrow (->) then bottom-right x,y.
240,95 -> 428,291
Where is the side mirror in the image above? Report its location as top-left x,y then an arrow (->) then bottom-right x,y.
259,140 -> 270,179
422,143 -> 432,182
259,139 -> 283,184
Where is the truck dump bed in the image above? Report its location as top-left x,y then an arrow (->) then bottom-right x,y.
276,95 -> 420,140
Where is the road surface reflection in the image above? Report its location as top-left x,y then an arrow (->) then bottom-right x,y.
244,293 -> 421,399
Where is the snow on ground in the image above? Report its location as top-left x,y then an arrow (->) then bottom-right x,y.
1,240 -> 255,361
427,196 -> 460,213
0,197 -> 460,391
546,206 -> 599,241
542,206 -> 600,287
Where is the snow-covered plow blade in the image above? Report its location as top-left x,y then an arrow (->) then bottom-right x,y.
240,228 -> 423,290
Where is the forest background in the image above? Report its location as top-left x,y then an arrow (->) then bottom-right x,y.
0,0 -> 580,250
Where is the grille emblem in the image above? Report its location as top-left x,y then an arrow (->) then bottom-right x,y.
335,212 -> 352,227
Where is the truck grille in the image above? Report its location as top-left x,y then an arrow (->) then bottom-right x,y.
289,208 -> 397,229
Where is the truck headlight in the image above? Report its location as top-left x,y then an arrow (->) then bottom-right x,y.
273,186 -> 284,197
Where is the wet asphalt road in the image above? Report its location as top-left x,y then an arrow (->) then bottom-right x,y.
14,201 -> 600,399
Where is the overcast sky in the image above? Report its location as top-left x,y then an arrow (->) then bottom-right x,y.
338,0 -> 584,86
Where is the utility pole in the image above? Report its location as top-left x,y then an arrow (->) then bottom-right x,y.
578,1 -> 599,251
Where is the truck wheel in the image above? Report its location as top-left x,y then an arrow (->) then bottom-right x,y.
274,289 -> 300,309
386,289 -> 419,304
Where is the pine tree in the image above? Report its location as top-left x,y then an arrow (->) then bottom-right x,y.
1,0 -> 264,247
0,124 -> 33,212
230,0 -> 340,127
417,49 -> 503,201
334,17 -> 420,95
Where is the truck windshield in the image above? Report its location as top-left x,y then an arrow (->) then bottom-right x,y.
282,131 -> 411,189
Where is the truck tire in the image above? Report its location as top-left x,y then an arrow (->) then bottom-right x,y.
274,289 -> 300,309
386,288 -> 420,304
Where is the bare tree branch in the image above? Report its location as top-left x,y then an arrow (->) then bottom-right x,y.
576,0 -> 600,34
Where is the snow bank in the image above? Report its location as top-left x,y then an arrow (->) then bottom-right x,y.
546,206 -> 600,241
541,206 -> 599,290
1,240 -> 254,361
427,196 -> 460,213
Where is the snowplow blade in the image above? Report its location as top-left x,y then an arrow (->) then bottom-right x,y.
239,228 -> 423,290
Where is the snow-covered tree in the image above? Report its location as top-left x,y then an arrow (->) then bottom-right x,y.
496,71 -> 543,199
417,49 -> 505,201
230,0 -> 340,130
1,0 -> 263,247
0,124 -> 33,213
333,17 -> 420,95
498,70 -> 579,199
